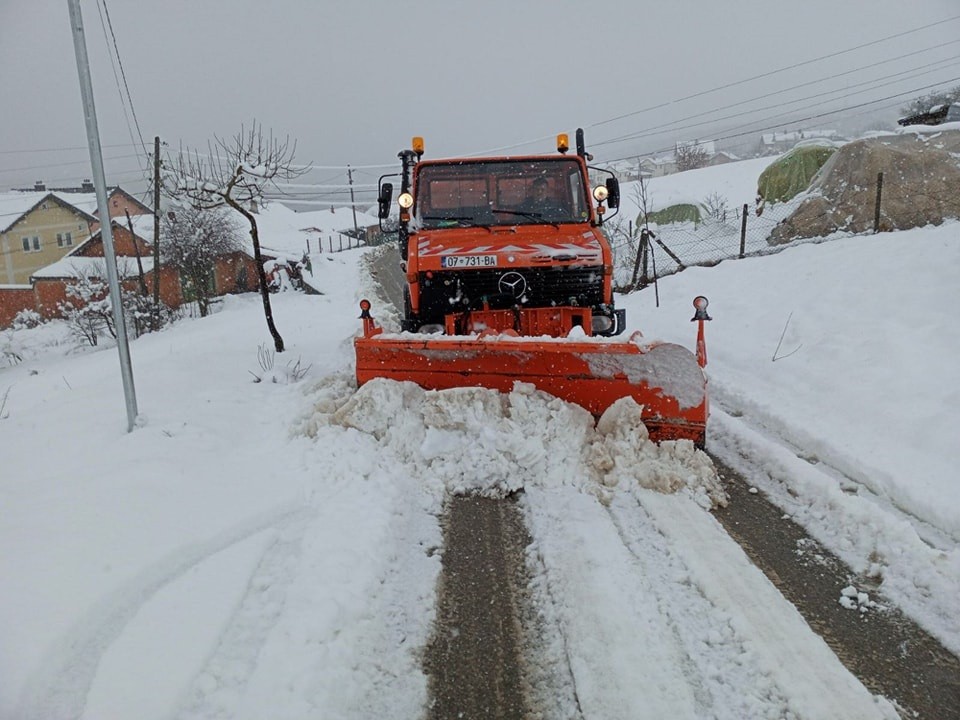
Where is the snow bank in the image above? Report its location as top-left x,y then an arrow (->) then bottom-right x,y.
305,378 -> 725,508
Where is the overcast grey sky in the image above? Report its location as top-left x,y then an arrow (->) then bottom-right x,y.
2,0 -> 958,203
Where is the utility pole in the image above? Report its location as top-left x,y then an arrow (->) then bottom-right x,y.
347,165 -> 359,237
68,0 -> 138,432
153,135 -> 161,328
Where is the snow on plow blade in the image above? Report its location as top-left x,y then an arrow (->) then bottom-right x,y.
354,334 -> 708,446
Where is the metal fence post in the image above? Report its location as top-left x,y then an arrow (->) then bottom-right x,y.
874,172 -> 884,233
739,204 -> 748,258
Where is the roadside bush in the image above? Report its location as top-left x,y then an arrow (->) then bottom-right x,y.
12,309 -> 44,330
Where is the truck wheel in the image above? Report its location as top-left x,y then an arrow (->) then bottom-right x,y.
401,287 -> 419,332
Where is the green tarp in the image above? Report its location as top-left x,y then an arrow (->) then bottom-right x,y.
758,145 -> 836,204
644,203 -> 701,225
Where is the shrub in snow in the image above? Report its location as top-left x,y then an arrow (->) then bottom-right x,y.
58,275 -> 114,347
249,342 -> 310,384
12,309 -> 43,330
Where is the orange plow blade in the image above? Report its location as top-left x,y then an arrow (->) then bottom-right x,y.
354,334 -> 708,446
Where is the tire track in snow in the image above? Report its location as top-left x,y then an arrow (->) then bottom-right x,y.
15,503 -> 309,720
602,491 -> 794,718
636,489 -> 901,719
172,512 -> 314,720
709,453 -> 960,720
710,385 -> 958,549
521,485 -> 705,719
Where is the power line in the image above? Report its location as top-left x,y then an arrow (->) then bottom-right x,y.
463,14 -> 960,157
0,153 -> 145,175
591,13 -> 960,130
0,143 -> 139,155
97,0 -> 148,158
592,56 -> 960,150
601,75 -> 960,164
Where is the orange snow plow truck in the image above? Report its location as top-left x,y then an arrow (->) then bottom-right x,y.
356,130 -> 711,446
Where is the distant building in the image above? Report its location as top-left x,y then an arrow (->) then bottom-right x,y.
638,155 -> 678,178
757,130 -> 842,156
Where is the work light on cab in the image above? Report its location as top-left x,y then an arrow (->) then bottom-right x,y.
397,192 -> 414,208
593,185 -> 609,202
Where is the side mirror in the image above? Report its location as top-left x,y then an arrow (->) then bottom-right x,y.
605,177 -> 620,209
378,183 -> 394,219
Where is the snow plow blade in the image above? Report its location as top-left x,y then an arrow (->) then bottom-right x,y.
354,333 -> 708,446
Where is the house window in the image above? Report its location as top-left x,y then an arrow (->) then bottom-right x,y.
22,238 -> 30,252
57,232 -> 73,248
33,237 -> 41,251
21,237 -> 41,252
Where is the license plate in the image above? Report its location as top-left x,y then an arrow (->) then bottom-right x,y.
441,254 -> 498,268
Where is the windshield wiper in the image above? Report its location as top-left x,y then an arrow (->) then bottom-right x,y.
491,208 -> 559,229
421,215 -> 492,231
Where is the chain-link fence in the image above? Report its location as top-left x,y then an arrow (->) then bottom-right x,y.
605,201 -> 793,290
605,169 -> 959,291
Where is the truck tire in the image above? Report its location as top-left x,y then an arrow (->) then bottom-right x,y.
401,287 -> 419,333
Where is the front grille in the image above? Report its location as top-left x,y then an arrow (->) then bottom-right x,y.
418,267 -> 604,320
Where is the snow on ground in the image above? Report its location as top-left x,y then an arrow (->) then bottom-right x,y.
2,167 -> 957,717
620,155 -> 774,211
625,221 -> 960,655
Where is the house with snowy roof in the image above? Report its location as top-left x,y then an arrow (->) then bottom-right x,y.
25,214 -> 261,324
757,130 -> 842,156
0,186 -> 151,286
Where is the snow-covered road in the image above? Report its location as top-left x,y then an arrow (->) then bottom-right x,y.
5,227 -> 959,718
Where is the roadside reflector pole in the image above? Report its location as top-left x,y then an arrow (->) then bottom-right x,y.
691,296 -> 711,368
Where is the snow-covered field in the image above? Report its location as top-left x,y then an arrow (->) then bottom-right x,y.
2,160 -> 958,718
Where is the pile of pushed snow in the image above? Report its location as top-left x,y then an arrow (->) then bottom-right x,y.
301,377 -> 725,508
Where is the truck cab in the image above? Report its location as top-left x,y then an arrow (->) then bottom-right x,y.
379,134 -> 623,337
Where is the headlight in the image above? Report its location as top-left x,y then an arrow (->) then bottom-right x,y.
397,192 -> 414,209
591,315 -> 613,333
593,185 -> 609,202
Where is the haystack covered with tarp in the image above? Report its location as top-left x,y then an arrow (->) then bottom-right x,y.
757,144 -> 836,205
644,203 -> 701,226
768,129 -> 960,245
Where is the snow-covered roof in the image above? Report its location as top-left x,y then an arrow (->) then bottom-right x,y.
89,213 -> 157,245
676,139 -> 716,155
761,129 -> 840,145
251,202 -> 379,259
640,156 -> 677,167
31,255 -> 154,280
0,191 -> 98,233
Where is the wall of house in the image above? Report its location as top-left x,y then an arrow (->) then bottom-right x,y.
87,190 -> 153,233
0,252 -> 262,329
214,252 -> 260,295
32,278 -> 74,319
0,202 -> 93,284
33,275 -> 153,322
0,287 -> 35,327
75,224 -> 152,259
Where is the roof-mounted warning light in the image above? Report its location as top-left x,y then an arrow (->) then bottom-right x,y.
412,136 -> 425,158
557,133 -> 569,154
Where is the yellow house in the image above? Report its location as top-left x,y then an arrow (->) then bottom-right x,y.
0,188 -> 151,286
0,192 -> 96,285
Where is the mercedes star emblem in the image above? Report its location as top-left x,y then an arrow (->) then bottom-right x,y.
498,271 -> 527,298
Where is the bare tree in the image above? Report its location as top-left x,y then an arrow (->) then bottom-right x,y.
675,141 -> 709,172
163,122 -> 307,351
162,205 -> 244,317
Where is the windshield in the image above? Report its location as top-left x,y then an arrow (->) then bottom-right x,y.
413,159 -> 589,229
